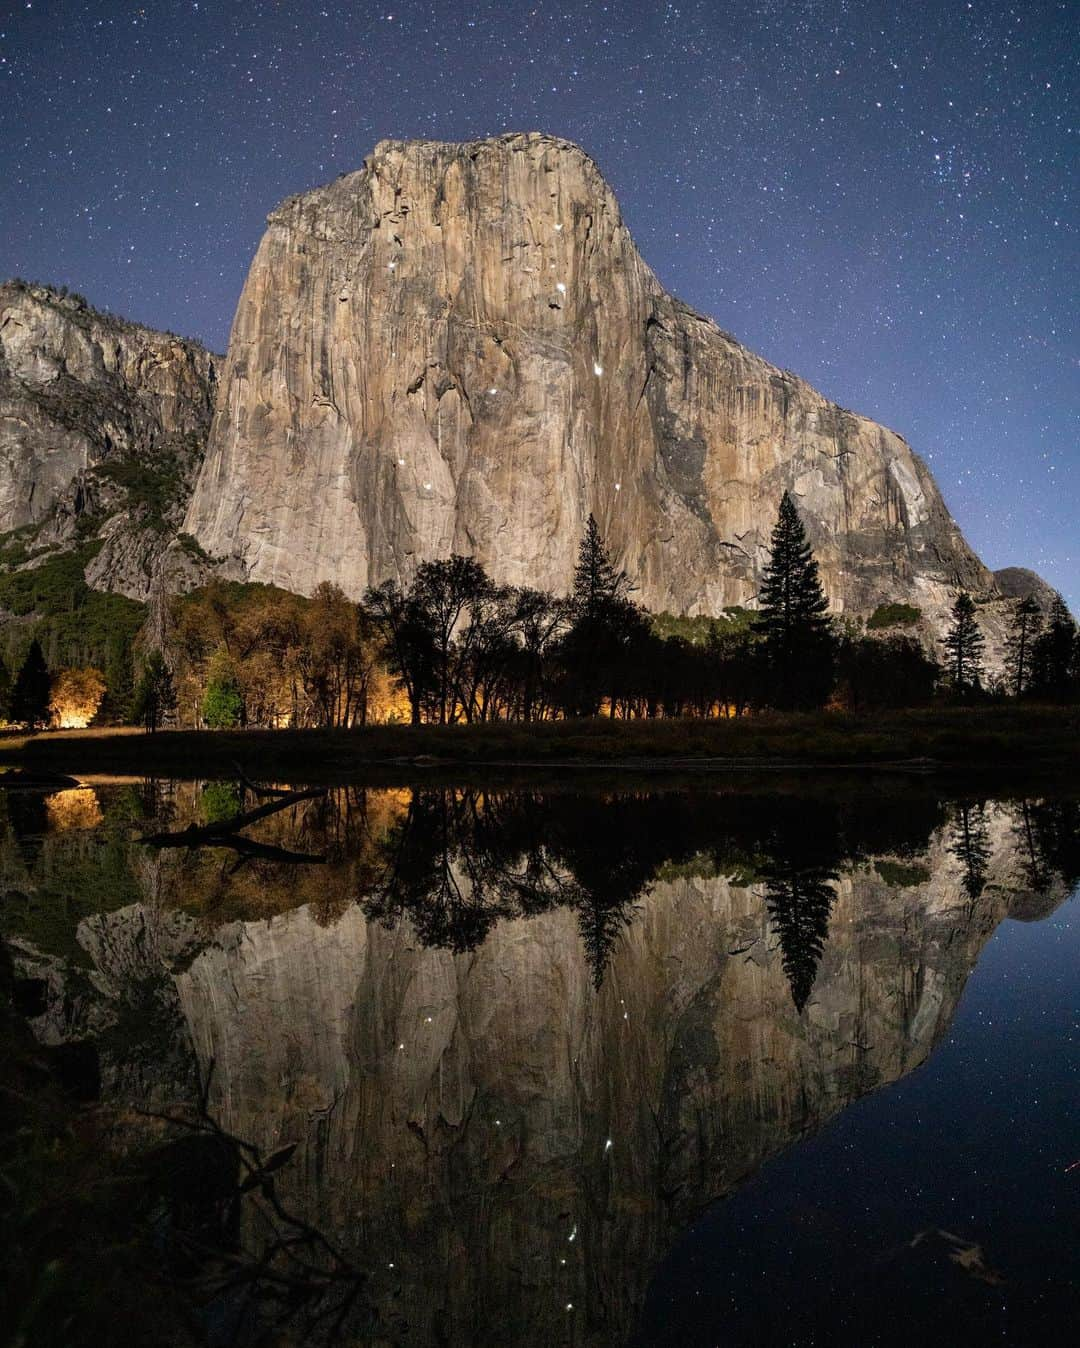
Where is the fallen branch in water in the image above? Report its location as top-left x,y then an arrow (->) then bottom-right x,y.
138,786 -> 327,848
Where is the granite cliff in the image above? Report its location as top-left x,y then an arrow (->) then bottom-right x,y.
0,280 -> 216,601
186,133 -> 995,628
2,137 -> 1065,654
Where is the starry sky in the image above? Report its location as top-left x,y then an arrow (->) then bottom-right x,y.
1,0 -> 1075,604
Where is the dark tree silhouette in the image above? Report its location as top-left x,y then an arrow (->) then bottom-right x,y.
365,578 -> 436,725
10,639 -> 51,729
1029,596 -> 1077,702
130,650 -> 177,733
1003,596 -> 1042,698
763,862 -> 837,1012
576,894 -> 636,990
754,492 -> 834,709
949,802 -> 991,901
1013,799 -> 1053,894
410,555 -> 493,724
941,593 -> 985,696
572,514 -> 630,611
560,515 -> 649,717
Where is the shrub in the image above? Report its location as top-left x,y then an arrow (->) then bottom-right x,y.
867,603 -> 921,630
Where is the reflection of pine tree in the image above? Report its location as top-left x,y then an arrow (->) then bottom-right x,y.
1014,799 -> 1052,894
576,894 -> 635,990
1026,798 -> 1080,892
763,865 -> 837,1012
949,802 -> 991,901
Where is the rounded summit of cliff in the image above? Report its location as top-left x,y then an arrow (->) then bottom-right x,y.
267,131 -> 626,239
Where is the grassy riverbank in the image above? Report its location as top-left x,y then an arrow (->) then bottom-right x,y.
1,705 -> 1077,781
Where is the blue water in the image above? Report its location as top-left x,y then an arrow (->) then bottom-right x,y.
635,891 -> 1080,1347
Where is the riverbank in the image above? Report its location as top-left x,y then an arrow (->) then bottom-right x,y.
1,705 -> 1077,781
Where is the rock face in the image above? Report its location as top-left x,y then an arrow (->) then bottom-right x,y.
186,133 -> 993,623
0,281 -> 216,599
993,566 -> 1063,611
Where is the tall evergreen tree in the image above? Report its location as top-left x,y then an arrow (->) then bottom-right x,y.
130,650 -> 177,733
575,894 -> 635,989
1003,595 -> 1042,698
1029,595 -> 1077,702
572,513 -> 630,618
561,515 -> 647,716
10,639 -> 51,729
754,492 -> 834,709
949,802 -> 991,901
763,863 -> 837,1012
941,592 -> 985,696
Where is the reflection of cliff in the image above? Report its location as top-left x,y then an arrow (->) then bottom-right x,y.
169,807 -> 1069,1348
4,783 -> 1075,1346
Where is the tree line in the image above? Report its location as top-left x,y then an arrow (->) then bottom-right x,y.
1,493 -> 1076,730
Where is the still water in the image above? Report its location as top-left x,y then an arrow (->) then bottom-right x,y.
3,776 -> 1077,1346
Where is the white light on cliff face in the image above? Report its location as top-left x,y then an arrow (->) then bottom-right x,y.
423,481 -> 432,490
593,362 -> 603,376
488,387 -> 497,395
388,261 -> 396,271
555,222 -> 563,231
614,482 -> 621,491
556,281 -> 566,293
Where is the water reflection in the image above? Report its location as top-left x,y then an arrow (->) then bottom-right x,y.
1,779 -> 1076,1346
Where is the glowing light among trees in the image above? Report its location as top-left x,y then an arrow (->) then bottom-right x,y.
48,666 -> 106,728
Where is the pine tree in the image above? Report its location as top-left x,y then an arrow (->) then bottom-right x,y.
949,802 -> 991,901
0,656 -> 10,723
754,492 -> 834,709
130,650 -> 177,733
572,514 -> 630,619
10,639 -> 51,729
763,863 -> 837,1012
576,894 -> 634,989
941,592 -> 985,696
1003,595 -> 1042,698
1030,596 -> 1077,702
562,515 -> 645,716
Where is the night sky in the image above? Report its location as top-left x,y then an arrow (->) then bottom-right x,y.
1,1 -> 1075,604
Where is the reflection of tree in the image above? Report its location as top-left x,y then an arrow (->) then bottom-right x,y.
362,791 -> 526,953
762,862 -> 837,1012
576,894 -> 637,990
1014,800 -> 1053,894
949,803 -> 991,901
1025,798 -> 1080,893
353,787 -> 954,989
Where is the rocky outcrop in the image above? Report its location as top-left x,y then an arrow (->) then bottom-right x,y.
0,281 -> 216,600
993,566 -> 1063,612
186,133 -> 995,628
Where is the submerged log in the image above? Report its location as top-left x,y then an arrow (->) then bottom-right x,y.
139,786 -> 326,849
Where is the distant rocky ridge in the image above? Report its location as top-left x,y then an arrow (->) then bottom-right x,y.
0,280 -> 216,603
0,135 -> 1069,656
